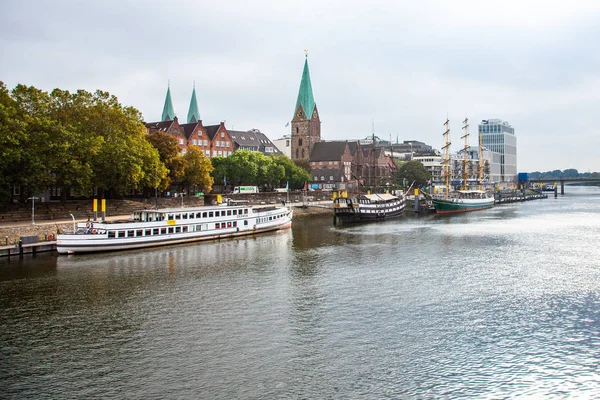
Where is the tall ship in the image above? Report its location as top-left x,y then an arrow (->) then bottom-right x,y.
333,192 -> 406,225
56,202 -> 293,255
432,117 -> 494,214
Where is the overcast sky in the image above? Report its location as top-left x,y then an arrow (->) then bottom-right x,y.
2,0 -> 599,172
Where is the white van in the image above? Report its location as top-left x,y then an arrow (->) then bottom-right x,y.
233,186 -> 259,194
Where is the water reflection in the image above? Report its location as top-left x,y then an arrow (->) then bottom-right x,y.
1,186 -> 600,398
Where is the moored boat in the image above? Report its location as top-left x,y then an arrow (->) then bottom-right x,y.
433,116 -> 494,215
432,190 -> 494,214
56,203 -> 293,255
333,192 -> 406,225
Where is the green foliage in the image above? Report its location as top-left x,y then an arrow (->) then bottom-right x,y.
0,82 -> 166,203
182,147 -> 214,192
210,152 -> 311,191
396,160 -> 431,187
146,130 -> 183,189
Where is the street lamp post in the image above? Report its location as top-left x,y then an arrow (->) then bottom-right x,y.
28,196 -> 39,225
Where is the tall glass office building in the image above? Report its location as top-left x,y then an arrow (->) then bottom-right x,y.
478,119 -> 517,182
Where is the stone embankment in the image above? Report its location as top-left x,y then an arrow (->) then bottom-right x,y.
0,199 -> 332,245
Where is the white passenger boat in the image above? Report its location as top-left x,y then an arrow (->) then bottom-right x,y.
56,203 -> 293,255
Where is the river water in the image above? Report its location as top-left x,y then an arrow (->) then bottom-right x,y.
1,186 -> 600,399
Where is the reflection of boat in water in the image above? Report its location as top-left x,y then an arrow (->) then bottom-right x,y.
333,192 -> 406,225
432,190 -> 494,214
433,117 -> 495,215
56,203 -> 293,255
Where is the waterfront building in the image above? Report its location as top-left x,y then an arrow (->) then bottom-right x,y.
309,142 -> 355,191
272,134 -> 291,158
478,119 -> 517,182
291,56 -> 321,162
146,84 -> 278,158
412,155 -> 443,182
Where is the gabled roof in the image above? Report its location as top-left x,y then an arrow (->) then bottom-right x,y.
347,141 -> 359,156
294,57 -> 316,119
204,125 -> 220,141
162,86 -> 175,121
180,121 -> 200,140
187,86 -> 200,124
310,141 -> 349,162
228,129 -> 282,154
145,120 -> 174,132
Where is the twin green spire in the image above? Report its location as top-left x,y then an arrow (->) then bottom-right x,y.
187,85 -> 200,124
161,85 -> 175,121
294,57 -> 316,119
161,83 -> 201,123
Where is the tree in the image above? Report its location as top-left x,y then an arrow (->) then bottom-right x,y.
181,147 -> 214,193
0,82 -> 26,202
146,130 -> 184,190
396,160 -> 430,187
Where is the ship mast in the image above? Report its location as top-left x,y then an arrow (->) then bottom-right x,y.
442,117 -> 451,198
478,122 -> 483,189
461,117 -> 469,190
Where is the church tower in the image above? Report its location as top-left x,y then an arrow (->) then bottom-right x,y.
187,83 -> 201,124
161,83 -> 175,121
291,54 -> 321,162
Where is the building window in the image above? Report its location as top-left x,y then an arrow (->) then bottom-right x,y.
298,138 -> 303,146
321,176 -> 325,181
226,142 -> 229,147
179,138 -> 184,145
221,132 -> 224,137
218,151 -> 223,156
203,140 -> 208,146
182,149 -> 187,155
286,140 -> 290,146
192,139 -> 197,145
213,151 -> 217,157
329,175 -> 333,181
205,150 -> 210,157
296,127 -> 299,134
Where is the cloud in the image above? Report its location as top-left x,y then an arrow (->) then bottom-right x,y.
1,0 -> 600,172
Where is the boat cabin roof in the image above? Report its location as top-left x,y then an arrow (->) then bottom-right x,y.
457,190 -> 487,194
362,193 -> 397,201
136,204 -> 253,215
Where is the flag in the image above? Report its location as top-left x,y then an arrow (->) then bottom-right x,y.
286,181 -> 289,191
303,181 -> 307,191
224,175 -> 227,186
285,122 -> 289,127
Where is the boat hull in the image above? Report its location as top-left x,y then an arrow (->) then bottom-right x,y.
333,193 -> 406,225
432,198 -> 494,214
56,206 -> 293,255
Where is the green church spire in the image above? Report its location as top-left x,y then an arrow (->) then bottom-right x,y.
187,83 -> 200,124
161,83 -> 175,121
294,55 -> 316,119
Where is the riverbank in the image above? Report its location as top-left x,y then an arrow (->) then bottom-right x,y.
0,203 -> 332,245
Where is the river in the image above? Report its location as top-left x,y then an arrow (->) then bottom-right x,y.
1,186 -> 600,399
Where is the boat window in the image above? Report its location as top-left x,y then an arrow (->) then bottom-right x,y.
168,214 -> 174,220
118,231 -> 126,238
269,216 -> 272,221
244,220 -> 248,226
108,231 -> 116,238
227,222 -> 232,228
215,224 -> 219,229
153,228 -> 159,235
233,209 -> 237,215
175,227 -> 181,233
136,230 -> 143,237
203,212 -> 208,218
195,225 -> 201,232
145,229 -> 151,236
215,211 -> 220,217
244,209 -> 248,214
182,213 -> 188,219
175,214 -> 181,220
227,210 -> 232,216
196,212 -> 202,218
168,227 -> 174,234
209,212 -> 214,218
161,228 -> 167,234
127,230 -> 135,237
182,226 -> 188,233
233,221 -> 237,227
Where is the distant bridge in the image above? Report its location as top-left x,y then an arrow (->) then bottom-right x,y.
527,178 -> 600,195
